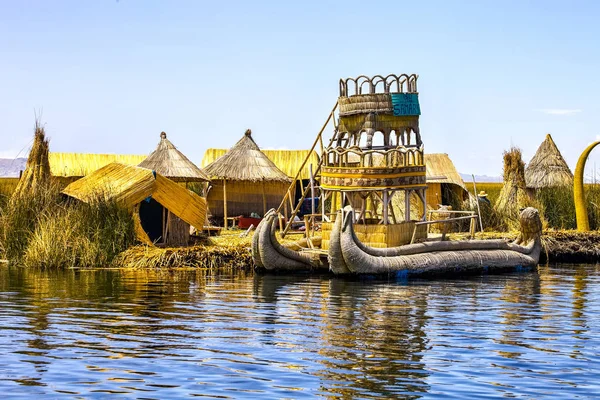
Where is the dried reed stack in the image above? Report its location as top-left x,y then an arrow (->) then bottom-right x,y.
12,121 -> 51,198
495,147 -> 531,222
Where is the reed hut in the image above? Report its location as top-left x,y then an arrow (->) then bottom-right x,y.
62,162 -> 207,247
202,148 -> 319,208
425,153 -> 469,208
138,132 -> 211,239
525,134 -> 573,189
203,129 -> 291,227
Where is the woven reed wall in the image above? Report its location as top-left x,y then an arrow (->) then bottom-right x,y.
426,183 -> 442,208
166,215 -> 190,247
49,153 -> 146,177
207,180 -> 287,220
321,221 -> 427,249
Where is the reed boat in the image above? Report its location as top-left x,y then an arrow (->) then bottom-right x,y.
252,206 -> 542,277
252,73 -> 543,277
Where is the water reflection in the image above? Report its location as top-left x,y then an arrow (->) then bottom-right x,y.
0,266 -> 599,398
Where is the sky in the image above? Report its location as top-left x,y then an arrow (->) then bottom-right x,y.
1,0 -> 600,178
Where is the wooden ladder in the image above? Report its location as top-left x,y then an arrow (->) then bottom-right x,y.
276,102 -> 339,238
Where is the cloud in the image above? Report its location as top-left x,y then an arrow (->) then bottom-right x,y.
538,108 -> 582,115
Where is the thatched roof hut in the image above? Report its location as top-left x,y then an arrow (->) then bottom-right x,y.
525,134 -> 573,189
139,132 -> 210,182
424,153 -> 470,208
203,129 -> 291,226
63,162 -> 207,246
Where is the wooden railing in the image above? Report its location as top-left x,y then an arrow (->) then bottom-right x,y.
410,210 -> 478,243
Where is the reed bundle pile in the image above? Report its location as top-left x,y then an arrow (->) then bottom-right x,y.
115,242 -> 252,269
13,121 -> 51,198
495,147 -> 540,229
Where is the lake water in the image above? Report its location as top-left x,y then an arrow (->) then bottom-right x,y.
0,265 -> 599,399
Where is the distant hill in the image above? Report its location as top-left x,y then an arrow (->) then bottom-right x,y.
460,173 -> 502,183
0,158 -> 27,177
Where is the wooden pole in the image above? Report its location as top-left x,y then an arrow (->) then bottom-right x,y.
309,164 -> 315,237
261,180 -> 267,216
471,174 -> 484,233
223,179 -> 228,229
383,190 -> 389,225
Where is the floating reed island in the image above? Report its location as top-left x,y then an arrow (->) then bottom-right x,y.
3,75 -> 600,273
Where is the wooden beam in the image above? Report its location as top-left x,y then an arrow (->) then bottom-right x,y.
223,179 -> 228,229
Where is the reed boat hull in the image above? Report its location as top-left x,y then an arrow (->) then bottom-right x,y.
252,207 -> 543,278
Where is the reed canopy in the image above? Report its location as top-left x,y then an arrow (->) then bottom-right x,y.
203,129 -> 291,226
138,132 -> 210,182
525,134 -> 573,189
63,162 -> 207,246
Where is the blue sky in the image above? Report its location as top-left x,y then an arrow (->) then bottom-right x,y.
1,0 -> 599,177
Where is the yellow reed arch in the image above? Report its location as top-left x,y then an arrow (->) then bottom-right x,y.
574,141 -> 600,231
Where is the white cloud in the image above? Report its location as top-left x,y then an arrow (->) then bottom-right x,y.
538,108 -> 582,115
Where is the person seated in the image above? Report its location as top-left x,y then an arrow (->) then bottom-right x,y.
478,190 -> 490,205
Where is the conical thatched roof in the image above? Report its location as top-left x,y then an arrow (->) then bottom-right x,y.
203,129 -> 291,182
525,134 -> 573,189
138,132 -> 210,182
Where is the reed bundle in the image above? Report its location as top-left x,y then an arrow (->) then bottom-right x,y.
495,147 -> 541,229
13,121 -> 51,198
115,242 -> 252,269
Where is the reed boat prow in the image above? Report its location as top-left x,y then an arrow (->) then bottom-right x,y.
252,209 -> 318,271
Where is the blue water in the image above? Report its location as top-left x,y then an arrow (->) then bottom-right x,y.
0,265 -> 599,398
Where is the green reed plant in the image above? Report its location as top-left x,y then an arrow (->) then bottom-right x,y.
22,196 -> 136,269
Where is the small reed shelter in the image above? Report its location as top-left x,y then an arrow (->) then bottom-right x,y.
425,153 -> 470,207
62,162 -> 207,246
203,129 -> 291,227
138,132 -> 211,239
525,134 -> 573,189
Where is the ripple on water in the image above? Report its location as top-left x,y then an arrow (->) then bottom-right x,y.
0,266 -> 599,398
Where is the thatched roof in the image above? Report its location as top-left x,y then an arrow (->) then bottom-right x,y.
525,134 -> 573,188
49,152 -> 146,177
63,162 -> 207,229
202,148 -> 319,180
425,153 -> 467,190
138,132 -> 210,182
203,130 -> 291,183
